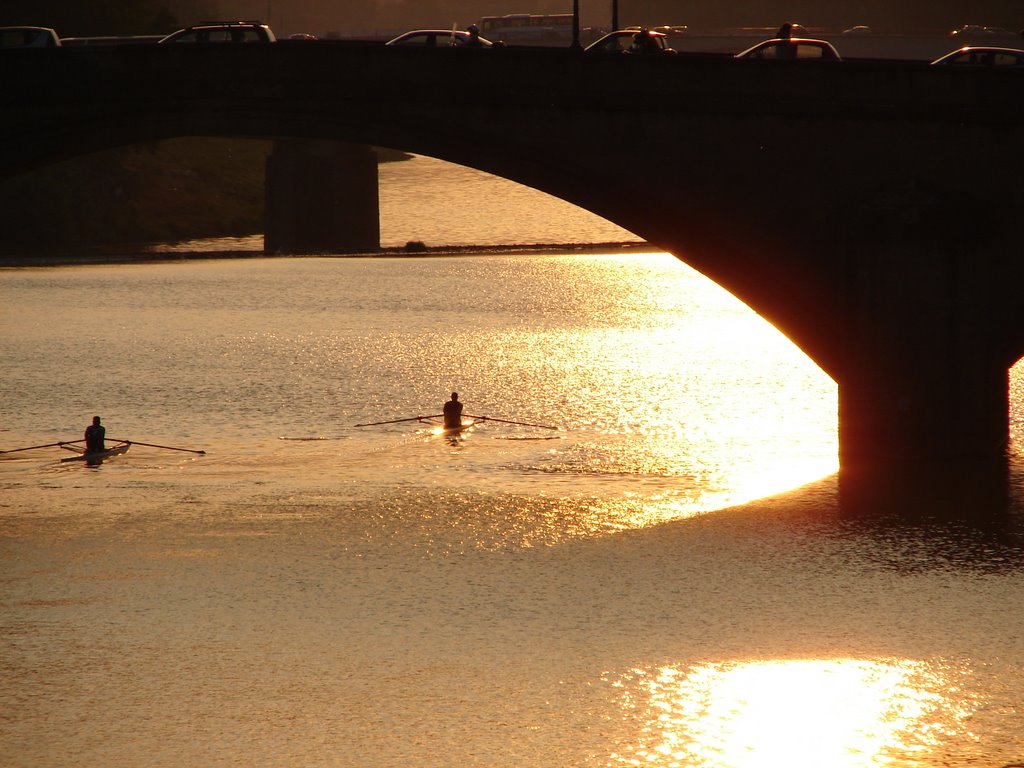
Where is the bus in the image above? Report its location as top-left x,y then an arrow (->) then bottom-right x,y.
477,13 -> 575,46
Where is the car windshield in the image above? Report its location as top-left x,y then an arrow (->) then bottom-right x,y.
0,27 -> 57,47
589,32 -> 665,53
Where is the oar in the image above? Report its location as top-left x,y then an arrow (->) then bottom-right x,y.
464,414 -> 558,430
0,440 -> 83,454
354,414 -> 444,427
107,439 -> 206,455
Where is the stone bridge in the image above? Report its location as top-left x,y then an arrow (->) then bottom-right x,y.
3,41 -> 1024,511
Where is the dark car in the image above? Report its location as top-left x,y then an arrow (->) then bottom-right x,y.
386,29 -> 493,48
931,46 -> 1024,67
736,37 -> 841,60
584,29 -> 675,55
160,21 -> 276,44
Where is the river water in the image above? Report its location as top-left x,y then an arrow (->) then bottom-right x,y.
2,155 -> 1023,768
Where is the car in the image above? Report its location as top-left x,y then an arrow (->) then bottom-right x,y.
386,29 -> 493,48
930,46 -> 1024,67
584,29 -> 675,55
160,20 -> 275,44
950,25 -> 1016,39
735,37 -> 841,60
0,26 -> 61,48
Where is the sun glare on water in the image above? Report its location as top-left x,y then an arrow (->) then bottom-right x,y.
607,659 -> 970,768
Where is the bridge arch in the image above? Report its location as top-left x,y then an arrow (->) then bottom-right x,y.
5,41 -> 1024,508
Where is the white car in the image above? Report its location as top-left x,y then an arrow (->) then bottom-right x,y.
736,37 -> 841,61
386,30 -> 493,48
931,46 -> 1024,67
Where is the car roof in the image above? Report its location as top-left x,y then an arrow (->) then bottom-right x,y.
943,46 -> 1024,54
395,30 -> 472,35
188,20 -> 269,28
749,37 -> 835,46
932,46 -> 1024,63
602,29 -> 668,38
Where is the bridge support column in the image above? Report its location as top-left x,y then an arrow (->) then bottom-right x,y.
264,139 -> 379,254
836,239 -> 1012,516
838,356 -> 1010,517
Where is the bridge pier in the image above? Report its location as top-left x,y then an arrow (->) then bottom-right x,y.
264,140 -> 379,255
835,237 -> 1014,516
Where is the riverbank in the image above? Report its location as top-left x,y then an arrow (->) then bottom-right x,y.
0,139 -> 414,254
0,240 -> 655,268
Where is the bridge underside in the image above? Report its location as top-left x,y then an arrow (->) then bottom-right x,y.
4,43 -> 1024,514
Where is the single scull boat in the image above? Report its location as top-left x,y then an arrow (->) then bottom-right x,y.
354,412 -> 557,440
60,441 -> 131,464
0,437 -> 204,463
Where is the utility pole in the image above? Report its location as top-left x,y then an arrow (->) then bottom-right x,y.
572,0 -> 581,49
612,0 -> 619,31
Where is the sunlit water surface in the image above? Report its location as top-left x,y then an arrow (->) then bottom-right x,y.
2,157 -> 1024,768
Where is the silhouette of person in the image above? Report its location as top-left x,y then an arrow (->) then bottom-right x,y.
630,28 -> 660,54
85,416 -> 105,453
443,393 -> 464,429
464,24 -> 484,48
776,22 -> 794,39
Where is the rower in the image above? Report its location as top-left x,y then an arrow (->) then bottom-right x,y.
84,416 -> 105,453
442,393 -> 463,430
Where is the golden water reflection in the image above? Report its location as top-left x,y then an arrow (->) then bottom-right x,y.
608,659 -> 972,768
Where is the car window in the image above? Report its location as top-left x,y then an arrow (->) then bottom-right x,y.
0,27 -> 58,47
796,44 -> 830,59
750,43 -> 786,59
170,28 -> 264,43
600,36 -> 629,52
991,52 -> 1024,66
397,34 -> 432,46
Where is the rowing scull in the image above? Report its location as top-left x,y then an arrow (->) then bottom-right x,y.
59,441 -> 131,464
